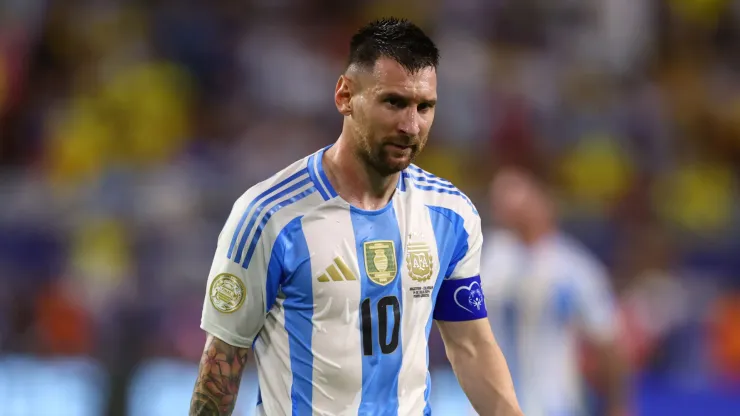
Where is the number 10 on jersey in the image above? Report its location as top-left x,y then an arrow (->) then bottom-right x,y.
361,296 -> 401,356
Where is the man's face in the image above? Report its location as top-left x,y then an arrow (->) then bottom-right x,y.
349,58 -> 437,175
490,169 -> 541,231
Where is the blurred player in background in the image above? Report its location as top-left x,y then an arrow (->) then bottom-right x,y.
480,166 -> 629,416
190,18 -> 522,416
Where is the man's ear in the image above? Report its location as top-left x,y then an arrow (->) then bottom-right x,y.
334,74 -> 353,116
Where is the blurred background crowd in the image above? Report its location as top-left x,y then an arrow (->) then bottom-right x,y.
1,0 -> 740,415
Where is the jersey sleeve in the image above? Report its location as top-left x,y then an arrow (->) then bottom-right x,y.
433,210 -> 488,322
574,256 -> 619,343
200,195 -> 283,348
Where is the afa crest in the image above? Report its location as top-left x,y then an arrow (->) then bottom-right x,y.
363,240 -> 397,286
407,241 -> 434,282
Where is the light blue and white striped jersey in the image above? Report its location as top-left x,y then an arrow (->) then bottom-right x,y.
480,230 -> 618,416
201,146 -> 487,416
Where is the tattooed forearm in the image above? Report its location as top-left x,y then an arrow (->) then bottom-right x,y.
189,334 -> 249,416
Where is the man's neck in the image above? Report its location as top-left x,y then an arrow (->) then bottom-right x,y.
323,135 -> 400,211
518,221 -> 556,247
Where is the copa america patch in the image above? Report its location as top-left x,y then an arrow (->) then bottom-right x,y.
209,273 -> 246,313
432,275 -> 488,321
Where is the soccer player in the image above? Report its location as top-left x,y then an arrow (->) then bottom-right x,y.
481,166 -> 629,416
189,18 -> 523,416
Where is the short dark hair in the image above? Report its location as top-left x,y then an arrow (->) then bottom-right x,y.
347,17 -> 439,72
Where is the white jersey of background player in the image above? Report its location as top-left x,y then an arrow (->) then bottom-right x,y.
480,167 -> 628,416
191,18 -> 522,416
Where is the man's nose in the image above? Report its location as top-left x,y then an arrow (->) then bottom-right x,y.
398,110 -> 420,136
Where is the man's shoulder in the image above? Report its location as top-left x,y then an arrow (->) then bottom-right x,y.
481,229 -> 520,266
552,233 -> 609,280
483,229 -> 519,250
236,156 -> 311,205
402,164 -> 479,219
226,152 -> 323,240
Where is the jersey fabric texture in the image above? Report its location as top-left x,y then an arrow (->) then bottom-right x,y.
480,230 -> 618,416
201,145 -> 487,416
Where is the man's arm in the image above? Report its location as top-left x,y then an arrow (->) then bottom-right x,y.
437,318 -> 523,416
574,257 -> 630,416
190,334 -> 249,416
193,189 -> 288,413
427,201 -> 521,414
593,338 -> 629,416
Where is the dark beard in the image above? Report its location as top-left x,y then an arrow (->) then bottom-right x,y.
357,143 -> 416,176
353,123 -> 421,175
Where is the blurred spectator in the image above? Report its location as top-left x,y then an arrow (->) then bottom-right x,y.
481,166 -> 629,416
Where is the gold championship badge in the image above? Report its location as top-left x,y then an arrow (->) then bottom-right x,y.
363,240 -> 397,286
209,273 -> 246,313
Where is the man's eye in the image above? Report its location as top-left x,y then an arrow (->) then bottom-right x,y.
386,98 -> 405,108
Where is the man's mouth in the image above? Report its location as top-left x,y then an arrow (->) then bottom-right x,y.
386,142 -> 414,151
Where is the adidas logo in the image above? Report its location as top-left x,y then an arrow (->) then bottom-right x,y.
317,257 -> 357,282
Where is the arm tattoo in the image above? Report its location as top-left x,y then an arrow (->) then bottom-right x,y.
189,334 -> 249,416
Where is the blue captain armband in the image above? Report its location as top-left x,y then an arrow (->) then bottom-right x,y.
433,275 -> 488,321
